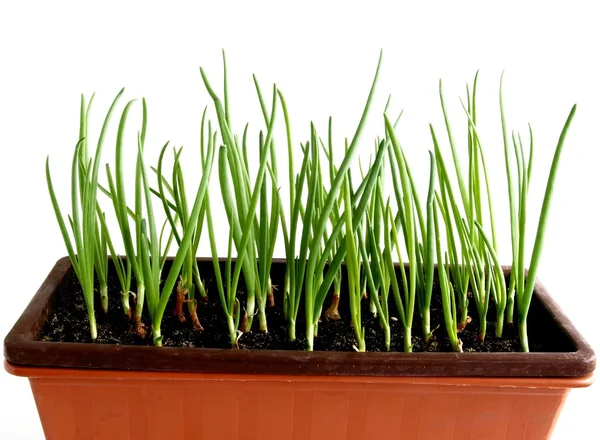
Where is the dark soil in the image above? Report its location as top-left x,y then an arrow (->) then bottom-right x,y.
40,260 -> 574,353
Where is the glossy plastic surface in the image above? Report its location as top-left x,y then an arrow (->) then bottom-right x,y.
6,362 -> 593,440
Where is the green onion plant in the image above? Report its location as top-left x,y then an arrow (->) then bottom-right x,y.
433,197 -> 462,352
343,174 -> 365,352
47,90 -> 125,339
199,52 -> 279,333
500,74 -> 576,351
46,52 -> 575,354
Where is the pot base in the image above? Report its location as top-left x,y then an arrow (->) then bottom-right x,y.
6,362 -> 593,440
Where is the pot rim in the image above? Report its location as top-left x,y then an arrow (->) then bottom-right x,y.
3,257 -> 596,378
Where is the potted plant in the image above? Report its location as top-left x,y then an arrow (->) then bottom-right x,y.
4,51 -> 594,440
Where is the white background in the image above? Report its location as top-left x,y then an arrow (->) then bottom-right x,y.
1,1 -> 598,439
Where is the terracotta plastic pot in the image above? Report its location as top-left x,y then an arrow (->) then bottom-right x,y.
4,258 -> 596,440
4,362 -> 594,440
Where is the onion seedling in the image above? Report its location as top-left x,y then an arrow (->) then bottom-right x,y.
138,118 -> 217,346
433,198 -> 462,352
380,106 -> 436,343
273,89 -> 295,327
199,53 -> 278,333
434,74 -> 502,333
500,73 -> 520,327
383,202 -> 412,352
252,75 -> 282,314
151,109 -> 226,331
459,96 -> 506,336
500,77 -> 576,350
47,139 -> 101,339
306,137 -> 388,351
97,183 -> 135,319
475,220 -> 507,338
208,197 -> 242,348
457,216 -> 491,341
421,153 -> 438,343
358,180 -> 392,350
47,90 -> 125,339
204,127 -> 242,348
79,93 -> 138,319
304,50 -> 383,351
74,95 -> 108,313
434,83 -> 472,330
283,136 -> 311,341
321,119 -> 344,322
383,114 -> 419,348
342,174 -> 365,352
76,94 -> 110,314
218,86 -> 277,332
105,99 -> 151,337
154,144 -> 207,330
383,149 -> 436,351
359,153 -> 380,319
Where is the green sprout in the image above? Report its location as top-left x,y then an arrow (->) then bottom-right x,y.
199,52 -> 279,334
500,74 -> 576,351
47,90 -> 125,339
358,178 -> 392,350
306,136 -> 388,351
252,74 -> 282,317
322,118 -> 344,322
153,143 -> 206,330
303,50 -> 383,351
205,128 -> 242,348
433,198 -> 462,352
342,173 -> 365,352
105,98 -> 150,337
141,128 -> 216,346
75,94 -> 109,315
46,140 -> 99,340
383,114 -> 420,349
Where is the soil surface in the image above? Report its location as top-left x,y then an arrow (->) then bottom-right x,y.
40,261 -> 574,353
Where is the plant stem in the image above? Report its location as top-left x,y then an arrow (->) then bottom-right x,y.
507,285 -> 515,326
244,294 -> 256,332
288,318 -> 296,342
421,309 -> 431,343
135,283 -> 146,338
306,322 -> 314,351
87,306 -> 98,340
478,318 -> 487,343
519,317 -> 529,352
227,315 -> 237,348
384,325 -> 391,351
153,328 -> 162,347
404,326 -> 412,352
496,309 -> 504,337
357,331 -> 366,352
283,275 -> 289,319
258,308 -> 268,333
369,297 -> 377,317
121,291 -> 132,319
458,307 -> 470,331
100,285 -> 108,314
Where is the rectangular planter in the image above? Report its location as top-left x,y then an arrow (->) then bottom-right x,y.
4,257 -> 596,440
4,362 -> 593,440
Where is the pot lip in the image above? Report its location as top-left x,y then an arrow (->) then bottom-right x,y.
4,360 -> 595,389
3,257 -> 596,379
